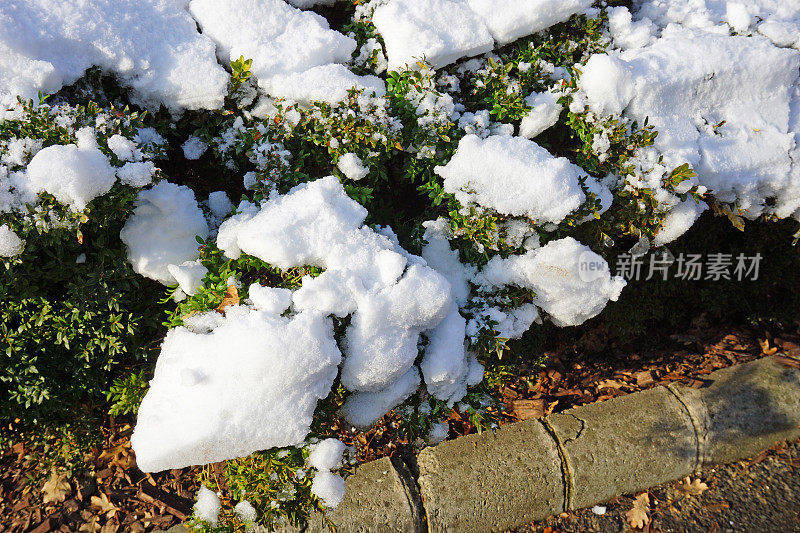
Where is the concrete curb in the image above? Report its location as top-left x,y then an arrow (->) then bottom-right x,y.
164,356 -> 800,533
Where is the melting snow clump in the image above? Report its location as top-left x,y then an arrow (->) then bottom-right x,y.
25,142 -> 116,211
194,486 -> 221,526
311,471 -> 346,509
308,438 -> 346,471
337,153 -> 369,181
435,134 -> 588,224
120,181 -> 209,286
131,308 -> 341,471
0,224 -> 23,257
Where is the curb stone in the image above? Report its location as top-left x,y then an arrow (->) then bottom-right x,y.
667,356 -> 800,466
300,456 -> 424,533
546,386 -> 697,510
416,418 -> 564,532
160,356 -> 800,533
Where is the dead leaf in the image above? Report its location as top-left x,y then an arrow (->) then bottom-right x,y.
97,442 -> 135,470
216,284 -> 239,314
759,339 -> 778,356
512,399 -> 544,420
597,379 -> 624,390
79,516 -> 102,533
42,471 -> 71,504
626,493 -> 650,529
635,370 -> 655,387
676,476 -> 708,496
91,493 -> 118,517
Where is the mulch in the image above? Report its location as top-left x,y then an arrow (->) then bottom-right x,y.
1,318 -> 798,532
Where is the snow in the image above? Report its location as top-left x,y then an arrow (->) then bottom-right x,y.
581,25 -> 800,221
421,219 -> 475,307
166,261 -> 208,295
182,137 -> 208,161
428,421 -> 449,444
248,284 -> 293,315
131,308 -> 341,471
340,367 -> 421,427
311,471 -> 346,509
607,6 -> 656,50
287,0 -> 337,7
421,303 -> 469,404
0,224 -> 23,257
519,90 -> 563,139
0,0 -> 229,111
120,181 -> 209,286
194,486 -> 221,526
633,0 -> 800,37
207,191 -> 233,221
337,152 -> 369,181
465,0 -> 593,45
373,0 -> 593,70
116,161 -> 155,188
579,54 -> 635,117
479,237 -> 626,327
189,0 -> 357,102
217,176 -> 452,393
107,135 -> 139,162
372,0 -> 494,71
25,142 -> 116,211
234,500 -> 257,524
435,135 -> 586,224
261,64 -> 385,106
654,199 -> 708,246
308,438 -> 346,471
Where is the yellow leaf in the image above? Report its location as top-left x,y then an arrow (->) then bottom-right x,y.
626,492 -> 650,529
677,476 -> 708,497
42,471 -> 71,504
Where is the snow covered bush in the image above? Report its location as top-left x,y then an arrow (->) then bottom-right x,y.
2,0 -> 800,531
0,96 -> 167,426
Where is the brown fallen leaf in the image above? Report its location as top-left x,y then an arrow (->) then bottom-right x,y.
626,492 -> 650,529
597,379 -> 624,390
79,516 -> 102,533
512,399 -> 544,420
91,493 -> 118,517
635,370 -> 655,387
759,339 -> 779,356
216,284 -> 240,314
97,442 -> 135,470
42,471 -> 71,504
676,476 -> 708,496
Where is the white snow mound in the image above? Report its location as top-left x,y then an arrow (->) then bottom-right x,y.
435,135 -> 587,224
26,143 -> 116,211
0,0 -> 229,111
479,237 -> 626,327
217,176 -> 453,394
132,308 -> 341,472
